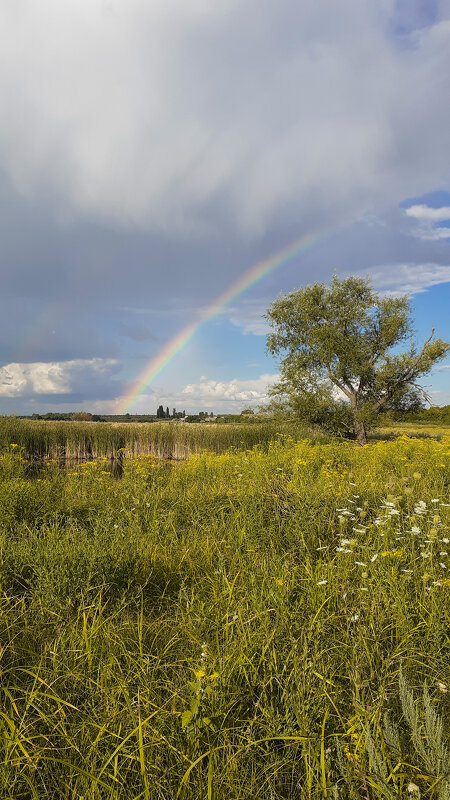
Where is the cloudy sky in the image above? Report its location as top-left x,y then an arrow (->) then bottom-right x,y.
1,0 -> 450,415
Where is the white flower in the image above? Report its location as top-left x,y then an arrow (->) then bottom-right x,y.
350,614 -> 359,622
317,580 -> 328,586
355,561 -> 367,567
336,547 -> 352,553
352,494 -> 360,498
436,681 -> 447,693
353,527 -> 367,533
361,587 -> 368,591
407,782 -> 420,795
410,526 -> 421,534
237,473 -> 243,478
401,569 -> 413,573
420,552 -> 431,558
442,538 -> 449,544
316,546 -> 327,551
439,562 -> 447,569
340,538 -> 352,545
349,482 -> 357,486
384,502 -> 396,508
431,498 -> 440,503
389,509 -> 400,516
371,553 -> 378,562
439,552 -> 447,556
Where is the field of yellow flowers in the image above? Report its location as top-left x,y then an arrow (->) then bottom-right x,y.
0,430 -> 448,799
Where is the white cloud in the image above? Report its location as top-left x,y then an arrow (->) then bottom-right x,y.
418,227 -> 450,240
182,373 -> 279,408
435,363 -> 450,370
105,372 -> 279,414
233,319 -> 270,336
1,2 -> 450,236
404,204 -> 450,240
0,358 -> 117,397
226,299 -> 270,336
405,204 -> 450,222
363,263 -> 450,296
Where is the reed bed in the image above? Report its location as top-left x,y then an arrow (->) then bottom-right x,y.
0,418 -> 323,462
0,432 -> 448,798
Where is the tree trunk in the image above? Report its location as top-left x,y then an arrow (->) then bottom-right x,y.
353,415 -> 368,446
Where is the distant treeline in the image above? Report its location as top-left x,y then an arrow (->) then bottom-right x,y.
16,405 -> 450,426
381,405 -> 450,425
21,410 -> 254,423
26,412 -> 158,423
24,411 -> 212,423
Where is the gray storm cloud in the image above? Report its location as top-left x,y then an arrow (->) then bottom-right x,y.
1,1 -> 450,413
1,1 -> 450,236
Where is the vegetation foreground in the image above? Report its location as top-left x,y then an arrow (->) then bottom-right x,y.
0,431 -> 449,799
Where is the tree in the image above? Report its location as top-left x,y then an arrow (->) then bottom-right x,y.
266,275 -> 449,445
73,411 -> 92,421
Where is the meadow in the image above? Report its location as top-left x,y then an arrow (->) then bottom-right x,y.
0,423 -> 448,799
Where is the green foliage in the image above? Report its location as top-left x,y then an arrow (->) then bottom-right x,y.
266,275 -> 449,444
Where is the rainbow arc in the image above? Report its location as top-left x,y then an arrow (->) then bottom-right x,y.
116,227 -> 335,413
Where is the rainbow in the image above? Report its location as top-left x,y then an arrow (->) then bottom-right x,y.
116,227 -> 334,413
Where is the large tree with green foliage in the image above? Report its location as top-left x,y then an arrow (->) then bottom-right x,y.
266,275 -> 449,444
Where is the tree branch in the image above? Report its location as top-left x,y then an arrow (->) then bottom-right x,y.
326,364 -> 353,399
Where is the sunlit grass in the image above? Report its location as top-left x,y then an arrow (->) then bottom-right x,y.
0,430 -> 448,798
0,417 -> 327,461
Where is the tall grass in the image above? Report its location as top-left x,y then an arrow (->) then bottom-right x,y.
0,418 -> 325,461
0,432 -> 448,798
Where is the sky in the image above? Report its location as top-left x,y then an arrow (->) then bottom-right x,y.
1,0 -> 450,415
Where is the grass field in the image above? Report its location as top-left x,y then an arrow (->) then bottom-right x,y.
0,425 -> 449,798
